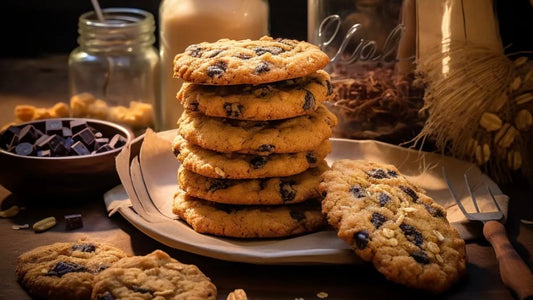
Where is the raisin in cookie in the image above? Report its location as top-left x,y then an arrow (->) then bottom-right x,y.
172,189 -> 326,238
16,241 -> 129,300
91,249 -> 216,300
173,36 -> 330,85
319,159 -> 467,293
172,134 -> 331,179
178,161 -> 328,205
178,70 -> 333,120
177,104 -> 337,155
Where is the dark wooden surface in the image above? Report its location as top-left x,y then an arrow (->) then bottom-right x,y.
1,55 -> 533,300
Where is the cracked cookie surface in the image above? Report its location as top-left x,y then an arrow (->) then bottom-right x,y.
178,70 -> 333,121
16,241 -> 128,300
319,159 -> 467,293
173,36 -> 330,85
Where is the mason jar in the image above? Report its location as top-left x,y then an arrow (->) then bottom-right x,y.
308,0 -> 425,145
68,8 -> 160,135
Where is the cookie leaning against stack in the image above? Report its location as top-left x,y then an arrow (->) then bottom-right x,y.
319,159 -> 467,293
171,36 -> 337,238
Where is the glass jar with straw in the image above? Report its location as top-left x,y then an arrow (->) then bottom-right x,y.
68,4 -> 160,135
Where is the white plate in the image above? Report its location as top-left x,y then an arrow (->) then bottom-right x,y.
108,131 -> 508,265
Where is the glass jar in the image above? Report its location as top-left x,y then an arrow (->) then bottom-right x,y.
308,0 -> 425,145
68,8 -> 160,135
158,0 -> 269,130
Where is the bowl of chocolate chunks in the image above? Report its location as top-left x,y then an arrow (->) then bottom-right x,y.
0,118 -> 133,199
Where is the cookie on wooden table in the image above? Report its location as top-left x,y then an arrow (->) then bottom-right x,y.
16,241 -> 128,300
319,159 -> 467,293
91,249 -> 217,300
172,189 -> 326,238
173,36 -> 330,85
178,161 -> 328,205
172,134 -> 331,179
178,70 -> 333,121
177,104 -> 337,155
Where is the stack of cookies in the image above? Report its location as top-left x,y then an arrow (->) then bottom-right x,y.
170,36 -> 337,238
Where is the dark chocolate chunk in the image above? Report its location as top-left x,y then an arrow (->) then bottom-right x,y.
255,62 -> 271,74
399,186 -> 419,202
424,203 -> 445,218
62,127 -> 73,137
378,193 -> 391,206
95,144 -> 113,153
257,144 -> 275,153
305,152 -> 317,164
18,125 -> 41,143
188,102 -> 199,111
45,119 -> 63,135
411,250 -> 430,264
15,142 -> 34,156
70,119 -> 89,134
349,185 -> 366,198
250,156 -> 268,169
370,212 -> 387,229
1,125 -> 20,148
289,210 -> 306,222
367,168 -> 388,179
302,89 -> 316,110
46,261 -> 85,277
131,285 -> 154,295
71,243 -> 95,252
186,45 -> 203,57
96,292 -> 115,300
73,128 -> 95,148
400,223 -> 424,246
279,180 -> 296,202
48,135 -> 69,156
223,103 -> 244,118
37,149 -> 51,157
94,138 -> 110,150
71,141 -> 91,156
354,230 -> 370,249
34,134 -> 52,150
387,170 -> 398,177
207,61 -> 227,78
207,180 -> 230,192
109,134 -> 127,149
65,214 -> 84,230
254,46 -> 283,56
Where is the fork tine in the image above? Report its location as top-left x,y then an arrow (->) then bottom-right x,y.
486,185 -> 503,213
464,173 -> 481,213
442,166 -> 470,217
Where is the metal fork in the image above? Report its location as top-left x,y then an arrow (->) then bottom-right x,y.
443,167 -> 533,300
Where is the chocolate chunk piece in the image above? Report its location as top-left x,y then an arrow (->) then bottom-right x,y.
255,62 -> 271,74
370,212 -> 387,229
305,152 -> 317,164
48,134 -> 69,156
400,223 -> 424,246
62,127 -> 73,137
18,125 -> 41,143
46,261 -> 85,277
289,210 -> 306,222
349,185 -> 366,198
34,134 -> 52,150
73,128 -> 95,148
96,292 -> 115,300
70,141 -> 90,156
378,193 -> 391,206
207,180 -> 230,192
45,119 -> 63,136
109,134 -> 127,149
71,242 -> 94,252
207,61 -> 227,78
354,230 -> 370,249
223,103 -> 243,118
249,156 -> 268,169
15,142 -> 34,156
411,250 -> 430,264
399,185 -> 419,202
37,149 -> 51,157
70,119 -> 89,134
302,89 -> 316,110
95,144 -> 113,153
257,144 -> 275,153
279,180 -> 296,202
1,125 -> 20,148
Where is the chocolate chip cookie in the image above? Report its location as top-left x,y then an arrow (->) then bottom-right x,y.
16,241 -> 129,300
319,159 -> 467,293
177,104 -> 337,155
91,249 -> 217,300
172,134 -> 331,179
172,189 -> 326,238
178,160 -> 328,205
173,36 -> 330,85
178,70 -> 333,120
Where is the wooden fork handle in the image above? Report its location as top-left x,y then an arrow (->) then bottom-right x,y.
483,220 -> 533,300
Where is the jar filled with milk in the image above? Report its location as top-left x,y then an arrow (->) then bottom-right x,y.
158,0 -> 269,130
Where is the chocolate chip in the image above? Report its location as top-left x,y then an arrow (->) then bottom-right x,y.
305,152 -> 317,164
302,89 -> 316,110
47,261 -> 85,277
387,170 -> 398,177
367,168 -> 388,179
207,180 -> 230,192
131,285 -> 154,295
223,103 -> 244,118
349,185 -> 366,198
96,292 -> 115,300
370,213 -> 387,229
257,144 -> 275,153
186,45 -> 203,57
250,156 -> 268,169
399,186 -> 419,202
280,180 -> 296,202
188,102 -> 199,111
254,46 -> 283,56
400,223 -> 423,246
411,250 -> 430,264
207,61 -> 227,78
378,193 -> 391,206
354,230 -> 370,249
1,125 -> 20,148
289,210 -> 306,222
65,214 -> 84,230
71,243 -> 94,252
424,204 -> 445,218
15,142 -> 34,156
255,62 -> 271,74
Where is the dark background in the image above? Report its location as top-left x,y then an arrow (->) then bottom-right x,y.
0,0 -> 531,57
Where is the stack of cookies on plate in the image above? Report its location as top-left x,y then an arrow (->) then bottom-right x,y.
170,36 -> 337,238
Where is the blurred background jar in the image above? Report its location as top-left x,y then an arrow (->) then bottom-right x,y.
308,0 -> 425,145
158,0 -> 269,130
68,8 -> 160,136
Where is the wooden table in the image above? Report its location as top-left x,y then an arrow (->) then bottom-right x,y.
1,55 -> 533,300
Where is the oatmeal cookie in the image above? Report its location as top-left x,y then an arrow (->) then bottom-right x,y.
173,36 -> 330,85
91,249 -> 217,300
319,159 -> 467,293
177,104 -> 337,155
172,134 -> 331,179
16,241 -> 128,300
172,189 -> 326,238
178,161 -> 328,205
178,70 -> 333,120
